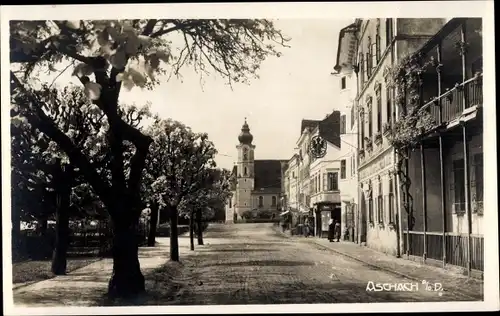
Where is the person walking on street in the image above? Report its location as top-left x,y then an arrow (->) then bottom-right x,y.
334,220 -> 341,242
327,218 -> 334,242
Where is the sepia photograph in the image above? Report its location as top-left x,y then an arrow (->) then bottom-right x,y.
1,2 -> 498,315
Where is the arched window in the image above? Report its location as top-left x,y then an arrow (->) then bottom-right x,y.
244,167 -> 247,176
258,196 -> 264,207
271,196 -> 277,207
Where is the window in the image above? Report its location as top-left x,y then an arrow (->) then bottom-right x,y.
244,166 -> 247,176
368,98 -> 373,137
271,196 -> 277,207
366,37 -> 373,78
327,172 -> 338,191
472,58 -> 483,74
351,155 -> 355,176
341,160 -> 346,179
258,196 -> 264,208
360,112 -> 365,148
452,159 -> 465,214
376,92 -> 382,132
472,153 -> 484,212
368,195 -> 374,223
350,106 -> 355,129
376,29 -> 381,63
229,199 -> 232,208
386,86 -> 393,126
359,53 -> 365,86
385,18 -> 393,48
340,115 -> 346,134
366,52 -> 371,78
292,171 -> 295,178
388,178 -> 395,223
341,76 -> 347,90
377,181 -> 383,223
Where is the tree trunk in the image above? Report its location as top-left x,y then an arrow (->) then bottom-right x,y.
196,209 -> 204,246
169,206 -> 180,262
189,214 -> 195,251
52,164 -> 72,275
39,215 -> 48,236
147,202 -> 159,247
107,216 -> 145,299
51,205 -> 70,275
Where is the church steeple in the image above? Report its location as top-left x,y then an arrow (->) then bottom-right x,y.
238,117 -> 253,145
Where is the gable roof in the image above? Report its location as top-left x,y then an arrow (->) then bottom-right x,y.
301,119 -> 321,134
254,159 -> 286,190
318,111 -> 341,148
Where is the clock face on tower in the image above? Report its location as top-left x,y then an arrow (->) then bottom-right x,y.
243,147 -> 248,160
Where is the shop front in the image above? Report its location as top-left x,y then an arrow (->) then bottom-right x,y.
314,202 -> 341,238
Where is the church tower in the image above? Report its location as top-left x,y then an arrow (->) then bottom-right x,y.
235,118 -> 255,219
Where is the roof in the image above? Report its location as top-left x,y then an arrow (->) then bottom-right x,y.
301,119 -> 321,134
334,20 -> 361,72
254,159 -> 287,190
414,18 -> 473,56
318,111 -> 341,148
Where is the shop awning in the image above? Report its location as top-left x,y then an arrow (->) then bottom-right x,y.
279,210 -> 290,216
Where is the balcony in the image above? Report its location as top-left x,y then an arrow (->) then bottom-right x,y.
416,18 -> 483,128
425,74 -> 483,126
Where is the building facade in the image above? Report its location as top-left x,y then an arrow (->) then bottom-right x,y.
282,154 -> 299,217
225,119 -> 287,223
355,18 -> 447,256
308,111 -> 342,237
333,21 -> 361,242
397,18 -> 484,274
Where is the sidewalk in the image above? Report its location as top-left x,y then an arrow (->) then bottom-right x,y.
12,237 -> 192,307
306,238 -> 484,300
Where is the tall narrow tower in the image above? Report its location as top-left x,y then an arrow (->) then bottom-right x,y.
235,118 -> 255,219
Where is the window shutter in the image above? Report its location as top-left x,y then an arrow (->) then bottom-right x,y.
323,173 -> 327,191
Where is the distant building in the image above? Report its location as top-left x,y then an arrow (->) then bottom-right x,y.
225,119 -> 287,223
308,111 -> 342,237
282,111 -> 342,236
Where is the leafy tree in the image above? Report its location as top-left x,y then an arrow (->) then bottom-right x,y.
10,19 -> 288,298
11,84 -> 150,272
192,168 -> 232,245
145,118 -> 217,260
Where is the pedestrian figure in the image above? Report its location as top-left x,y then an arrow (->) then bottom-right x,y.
303,222 -> 310,237
335,220 -> 341,242
327,218 -> 335,242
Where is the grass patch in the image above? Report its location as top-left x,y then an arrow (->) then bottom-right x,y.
12,257 -> 101,284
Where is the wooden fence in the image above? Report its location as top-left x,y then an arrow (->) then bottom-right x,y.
403,231 -> 484,271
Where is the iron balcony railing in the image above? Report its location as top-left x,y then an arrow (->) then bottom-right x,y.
424,73 -> 483,126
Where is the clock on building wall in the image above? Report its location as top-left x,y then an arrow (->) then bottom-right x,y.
309,136 -> 327,159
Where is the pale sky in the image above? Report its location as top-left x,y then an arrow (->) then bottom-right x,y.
33,19 -> 353,171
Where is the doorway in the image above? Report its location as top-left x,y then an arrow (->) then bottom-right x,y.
360,192 -> 367,243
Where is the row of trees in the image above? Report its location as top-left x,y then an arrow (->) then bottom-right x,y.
10,19 -> 288,298
11,85 -> 232,278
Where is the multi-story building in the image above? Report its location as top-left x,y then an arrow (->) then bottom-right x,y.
333,20 -> 361,242
225,119 -> 287,223
283,154 -> 299,214
308,111 -> 342,237
295,120 -> 316,223
397,18 -> 484,275
355,18 -> 447,256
